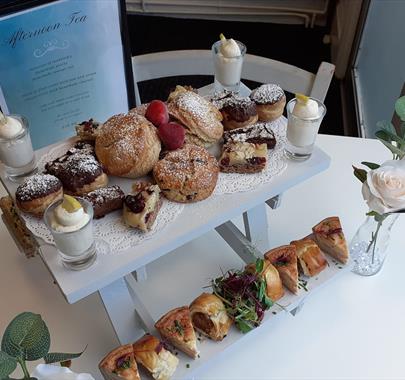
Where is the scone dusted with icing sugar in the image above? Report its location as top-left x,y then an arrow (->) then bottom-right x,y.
95,112 -> 161,178
153,144 -> 219,203
167,86 -> 223,147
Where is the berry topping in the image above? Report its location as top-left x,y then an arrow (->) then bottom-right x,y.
158,122 -> 185,150
145,100 -> 169,127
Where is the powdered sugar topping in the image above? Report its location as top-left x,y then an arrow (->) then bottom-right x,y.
16,174 -> 61,201
250,84 -> 285,105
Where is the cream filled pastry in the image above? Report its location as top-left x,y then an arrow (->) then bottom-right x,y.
51,195 -> 90,232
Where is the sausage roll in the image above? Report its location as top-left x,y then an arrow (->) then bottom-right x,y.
312,216 -> 349,264
132,334 -> 178,380
291,238 -> 327,277
99,344 -> 140,380
155,306 -> 199,359
264,245 -> 298,294
189,293 -> 232,341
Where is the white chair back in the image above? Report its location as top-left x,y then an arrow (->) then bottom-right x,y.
131,50 -> 335,105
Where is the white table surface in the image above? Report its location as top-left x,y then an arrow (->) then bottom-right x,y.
1,134 -> 404,379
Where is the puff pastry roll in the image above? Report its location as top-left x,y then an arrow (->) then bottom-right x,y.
133,334 -> 178,380
264,245 -> 298,294
99,344 -> 140,380
291,238 -> 327,277
189,293 -> 232,341
313,216 -> 349,264
246,260 -> 284,301
155,306 -> 199,359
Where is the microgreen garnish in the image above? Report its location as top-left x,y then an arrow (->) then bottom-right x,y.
173,320 -> 184,335
210,258 -> 274,333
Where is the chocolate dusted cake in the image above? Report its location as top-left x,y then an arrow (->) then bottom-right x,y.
44,144 -> 108,195
220,96 -> 258,130
223,122 -> 277,149
82,185 -> 125,219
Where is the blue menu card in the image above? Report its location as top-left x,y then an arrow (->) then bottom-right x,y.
0,0 -> 131,149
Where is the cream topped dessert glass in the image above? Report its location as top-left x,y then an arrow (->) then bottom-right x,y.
284,94 -> 326,161
0,111 -> 36,181
212,34 -> 246,93
44,195 -> 96,270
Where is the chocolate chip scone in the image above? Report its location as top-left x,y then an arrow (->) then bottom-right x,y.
153,144 -> 219,203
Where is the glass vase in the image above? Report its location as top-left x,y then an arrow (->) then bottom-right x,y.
350,213 -> 399,276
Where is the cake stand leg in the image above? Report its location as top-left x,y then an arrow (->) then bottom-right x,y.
99,278 -> 145,344
216,221 -> 261,263
125,273 -> 156,333
242,204 -> 270,252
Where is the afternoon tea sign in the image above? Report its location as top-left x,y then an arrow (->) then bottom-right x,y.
0,0 -> 134,149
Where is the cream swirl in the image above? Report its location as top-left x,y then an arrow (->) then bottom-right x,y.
51,204 -> 90,232
0,115 -> 23,139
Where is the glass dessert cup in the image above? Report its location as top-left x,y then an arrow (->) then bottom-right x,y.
0,115 -> 37,182
44,198 -> 96,270
284,97 -> 326,161
212,40 -> 246,93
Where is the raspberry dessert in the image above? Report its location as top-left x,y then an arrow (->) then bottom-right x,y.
145,100 -> 169,127
123,184 -> 162,232
219,141 -> 268,173
158,122 -> 185,150
75,119 -> 102,141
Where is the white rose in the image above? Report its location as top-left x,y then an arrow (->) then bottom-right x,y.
362,159 -> 405,214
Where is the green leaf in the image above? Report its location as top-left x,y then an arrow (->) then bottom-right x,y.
1,312 -> 50,361
376,138 -> 405,159
236,320 -> 252,333
376,120 -> 397,135
258,280 -> 265,302
401,121 -> 405,139
255,258 -> 264,274
43,347 -> 86,364
361,161 -> 380,170
0,351 -> 17,379
352,166 -> 367,183
375,128 -> 404,145
264,295 -> 274,309
395,96 -> 405,121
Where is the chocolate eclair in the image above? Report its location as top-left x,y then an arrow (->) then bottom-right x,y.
220,96 -> 258,131
15,174 -> 63,216
45,149 -> 108,195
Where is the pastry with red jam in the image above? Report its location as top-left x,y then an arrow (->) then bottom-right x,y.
219,141 -> 267,173
123,184 -> 162,232
75,119 -> 102,141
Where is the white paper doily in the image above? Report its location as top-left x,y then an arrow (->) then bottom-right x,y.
213,117 -> 288,195
23,199 -> 183,253
29,141 -> 184,253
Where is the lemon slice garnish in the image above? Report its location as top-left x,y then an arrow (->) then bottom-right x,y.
219,33 -> 226,41
296,93 -> 309,103
61,195 -> 81,213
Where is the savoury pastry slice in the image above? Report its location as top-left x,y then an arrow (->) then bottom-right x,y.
155,306 -> 199,359
133,334 -> 178,380
264,245 -> 298,294
312,216 -> 349,264
246,260 -> 284,301
189,293 -> 232,341
99,344 -> 140,380
291,238 -> 327,277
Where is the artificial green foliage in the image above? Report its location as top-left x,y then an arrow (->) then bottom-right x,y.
1,313 -> 50,361
0,351 -> 17,378
43,348 -> 86,364
394,96 -> 405,121
352,166 -> 367,183
0,312 -> 84,380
